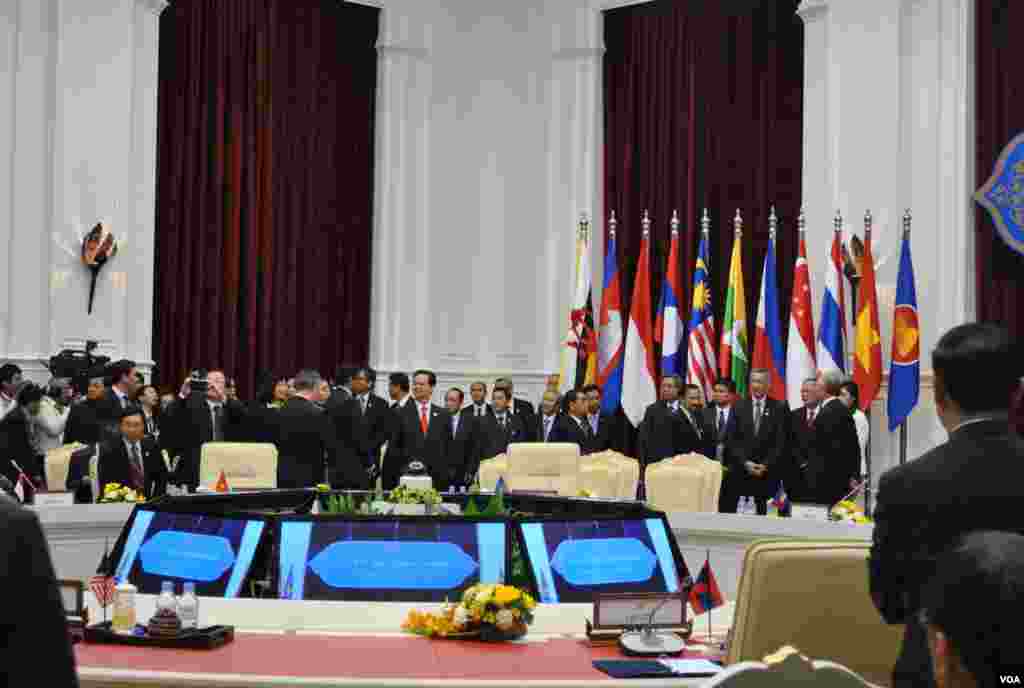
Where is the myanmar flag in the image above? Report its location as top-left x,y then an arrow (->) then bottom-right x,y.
719,218 -> 749,396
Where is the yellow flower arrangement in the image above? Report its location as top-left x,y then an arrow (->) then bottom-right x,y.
403,584 -> 536,640
829,499 -> 871,524
100,482 -> 145,504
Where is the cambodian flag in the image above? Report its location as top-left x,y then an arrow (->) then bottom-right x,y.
655,217 -> 685,379
752,231 -> 786,400
598,226 -> 625,415
817,228 -> 847,374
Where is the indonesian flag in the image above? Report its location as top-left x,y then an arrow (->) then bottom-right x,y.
622,221 -> 657,427
786,234 -> 816,410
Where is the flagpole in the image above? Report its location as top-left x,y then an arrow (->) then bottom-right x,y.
862,209 -> 874,516
897,209 -> 912,469
706,548 -> 711,642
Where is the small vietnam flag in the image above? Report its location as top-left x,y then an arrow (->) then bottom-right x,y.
214,470 -> 230,493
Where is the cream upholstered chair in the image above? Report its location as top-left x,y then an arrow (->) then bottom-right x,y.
707,646 -> 879,688
577,462 -> 619,499
585,450 -> 640,500
477,454 -> 508,490
199,442 -> 278,490
45,444 -> 83,492
727,540 -> 903,686
88,451 -> 100,503
683,452 -> 724,511
644,453 -> 722,512
505,442 -> 580,496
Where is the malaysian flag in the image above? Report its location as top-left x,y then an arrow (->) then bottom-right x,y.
686,210 -> 716,402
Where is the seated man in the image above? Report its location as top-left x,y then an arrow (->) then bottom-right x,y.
919,531 -> 1024,688
97,408 -> 168,499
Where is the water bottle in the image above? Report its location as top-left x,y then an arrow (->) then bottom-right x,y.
178,582 -> 198,630
157,581 -> 176,613
112,583 -> 137,633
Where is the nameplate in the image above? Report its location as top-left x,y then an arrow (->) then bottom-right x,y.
593,593 -> 687,630
789,504 -> 830,521
34,492 -> 75,507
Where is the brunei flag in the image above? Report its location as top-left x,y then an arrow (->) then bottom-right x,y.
689,558 -> 725,615
719,212 -> 749,397
887,229 -> 920,430
561,215 -> 597,389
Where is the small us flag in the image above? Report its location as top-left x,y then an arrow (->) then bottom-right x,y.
89,575 -> 116,607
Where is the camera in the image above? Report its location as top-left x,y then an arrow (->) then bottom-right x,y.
189,369 -> 209,394
46,340 -> 110,381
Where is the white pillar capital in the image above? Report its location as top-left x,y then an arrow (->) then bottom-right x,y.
797,0 -> 829,24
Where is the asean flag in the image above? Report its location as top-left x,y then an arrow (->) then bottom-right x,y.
887,231 -> 920,430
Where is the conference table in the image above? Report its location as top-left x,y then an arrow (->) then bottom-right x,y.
75,598 -> 735,687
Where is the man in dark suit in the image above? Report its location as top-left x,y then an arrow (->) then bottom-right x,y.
803,369 -> 860,506
733,369 -> 789,515
272,369 -> 352,489
0,497 -> 79,686
466,381 -> 493,419
533,389 -> 561,443
381,372 -> 411,489
445,387 -> 480,489
328,367 -> 388,489
389,369 -> 453,490
680,383 -> 710,456
637,376 -> 688,467
164,369 -> 247,490
582,384 -> 613,452
494,377 -> 536,435
870,323 -> 1024,688
97,408 -> 168,499
704,378 -> 744,513
788,377 -> 821,502
64,370 -> 116,446
479,386 -> 530,459
549,389 -> 596,455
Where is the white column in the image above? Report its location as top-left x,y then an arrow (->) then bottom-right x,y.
798,0 -> 975,475
0,0 -> 165,380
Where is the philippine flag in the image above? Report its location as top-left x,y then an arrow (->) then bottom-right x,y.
655,213 -> 685,379
817,226 -> 847,374
597,222 -> 625,415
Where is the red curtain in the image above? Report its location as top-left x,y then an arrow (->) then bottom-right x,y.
604,0 -> 804,365
153,0 -> 379,395
975,0 -> 1024,341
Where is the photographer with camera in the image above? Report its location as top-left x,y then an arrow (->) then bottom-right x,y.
163,369 -> 247,490
26,379 -> 72,456
0,382 -> 47,494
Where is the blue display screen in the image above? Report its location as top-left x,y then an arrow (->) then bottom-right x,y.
519,518 -> 681,603
113,509 -> 266,598
278,519 -> 506,602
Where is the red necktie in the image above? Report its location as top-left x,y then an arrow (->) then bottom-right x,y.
420,403 -> 429,434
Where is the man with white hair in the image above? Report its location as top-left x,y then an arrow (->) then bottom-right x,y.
803,368 -> 861,506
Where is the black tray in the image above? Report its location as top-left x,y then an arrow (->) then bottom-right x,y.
84,621 -> 234,649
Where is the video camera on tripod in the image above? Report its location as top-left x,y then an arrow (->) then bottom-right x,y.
45,340 -> 110,383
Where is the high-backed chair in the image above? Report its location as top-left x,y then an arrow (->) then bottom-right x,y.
586,450 -> 640,500
577,461 -> 619,498
505,443 -> 580,496
477,454 -> 508,491
645,456 -> 715,512
708,646 -> 879,688
45,444 -> 83,492
727,540 -> 902,686
199,442 -> 278,490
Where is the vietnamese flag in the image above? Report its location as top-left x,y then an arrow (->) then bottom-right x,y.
853,216 -> 883,412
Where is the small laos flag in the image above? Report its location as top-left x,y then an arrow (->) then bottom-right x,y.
689,557 -> 725,615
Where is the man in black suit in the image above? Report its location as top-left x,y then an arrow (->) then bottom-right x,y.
98,408 -> 168,499
549,389 -> 596,455
803,369 -> 860,506
479,386 -> 530,459
870,323 -> 1024,688
582,384 -> 613,453
164,369 -> 247,490
637,376 -> 688,467
733,369 -> 789,515
494,377 -> 536,434
64,370 -> 116,446
788,377 -> 821,502
680,383 -> 709,455
445,387 -> 480,489
389,369 -> 453,490
705,378 -> 744,513
328,367 -> 388,489
272,369 -> 351,489
380,372 -> 411,490
0,497 -> 79,686
533,390 -> 561,443
466,381 -> 493,419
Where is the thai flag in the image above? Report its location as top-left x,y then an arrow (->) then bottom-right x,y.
817,229 -> 847,373
686,234 -> 716,403
622,220 -> 657,427
655,219 -> 685,379
751,232 -> 786,400
597,227 -> 625,415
